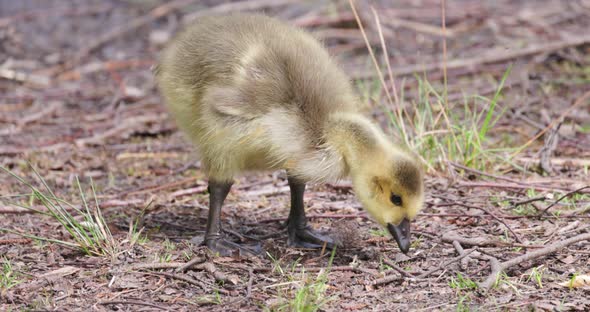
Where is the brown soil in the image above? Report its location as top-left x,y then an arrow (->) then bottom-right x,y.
1,0 -> 589,311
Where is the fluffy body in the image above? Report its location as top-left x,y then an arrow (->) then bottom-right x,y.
156,14 -> 424,229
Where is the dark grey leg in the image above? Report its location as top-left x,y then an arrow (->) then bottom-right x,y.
204,180 -> 260,256
287,176 -> 335,249
205,180 -> 232,241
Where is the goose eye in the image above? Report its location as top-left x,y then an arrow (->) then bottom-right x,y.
390,194 -> 402,206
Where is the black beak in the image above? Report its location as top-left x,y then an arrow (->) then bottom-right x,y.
387,218 -> 411,254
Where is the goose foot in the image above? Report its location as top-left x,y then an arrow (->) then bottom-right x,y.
288,225 -> 335,249
205,235 -> 262,257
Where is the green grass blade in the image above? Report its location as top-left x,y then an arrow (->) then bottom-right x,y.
479,65 -> 512,140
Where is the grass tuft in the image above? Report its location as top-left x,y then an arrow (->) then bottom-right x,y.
1,257 -> 22,291
449,273 -> 478,291
351,0 -> 517,173
266,248 -> 337,312
0,165 -> 118,259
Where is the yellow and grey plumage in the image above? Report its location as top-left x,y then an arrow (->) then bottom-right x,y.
155,14 -> 424,254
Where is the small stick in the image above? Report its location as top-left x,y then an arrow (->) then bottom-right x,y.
451,240 -> 469,270
539,122 -> 562,174
511,196 -> 547,207
442,233 -> 543,248
421,212 -> 590,220
175,256 -> 206,272
126,176 -> 197,196
195,262 -> 232,285
253,213 -> 368,224
183,0 -> 298,24
415,249 -> 475,279
449,162 -> 525,185
0,68 -> 50,86
380,16 -> 456,37
512,90 -> 590,157
169,186 -> 208,198
75,114 -> 167,147
128,262 -> 188,271
475,254 -> 501,288
538,186 -> 590,216
453,202 -> 523,243
151,271 -> 210,291
371,274 -> 403,286
99,299 -> 167,310
372,250 -> 475,286
254,265 -> 369,274
456,181 -> 580,193
0,238 -> 31,245
478,232 -> 590,289
351,34 -> 590,79
17,101 -> 62,127
382,259 -> 413,278
246,268 -> 254,298
49,0 -> 196,76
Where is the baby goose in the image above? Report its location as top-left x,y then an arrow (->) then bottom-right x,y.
155,14 -> 424,255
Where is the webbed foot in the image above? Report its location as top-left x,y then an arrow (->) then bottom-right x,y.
205,235 -> 262,257
288,225 -> 336,249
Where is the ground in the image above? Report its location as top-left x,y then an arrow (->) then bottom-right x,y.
1,0 -> 590,311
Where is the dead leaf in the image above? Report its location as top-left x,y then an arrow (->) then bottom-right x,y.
39,266 -> 80,281
558,274 -> 590,288
558,254 -> 578,264
110,274 -> 147,289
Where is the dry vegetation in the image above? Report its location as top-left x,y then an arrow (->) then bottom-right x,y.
1,0 -> 590,311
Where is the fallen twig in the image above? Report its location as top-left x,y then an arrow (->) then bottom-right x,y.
449,162 -> 526,185
414,249 -> 475,279
127,262 -> 189,271
16,101 -> 62,127
478,231 -> 590,289
351,34 -> 590,79
254,265 -> 369,274
49,0 -> 196,76
246,268 -> 254,298
456,181 -> 581,193
151,271 -> 209,290
442,233 -> 543,248
451,240 -> 470,270
372,249 -> 475,286
252,213 -> 368,224
380,16 -> 456,37
183,0 -> 298,24
539,122 -> 562,174
125,177 -> 198,197
169,186 -> 208,198
0,199 -> 142,214
421,212 -> 590,219
512,90 -> 590,157
99,299 -> 168,310
0,68 -> 50,87
175,256 -> 207,272
0,238 -> 32,245
194,262 -> 234,285
538,186 -> 590,216
243,186 -> 290,198
510,196 -> 547,207
382,259 -> 413,278
452,202 -> 523,243
516,156 -> 590,168
75,114 -> 167,147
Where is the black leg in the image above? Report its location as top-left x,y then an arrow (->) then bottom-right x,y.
287,176 -> 335,249
204,180 -> 261,256
205,180 -> 232,241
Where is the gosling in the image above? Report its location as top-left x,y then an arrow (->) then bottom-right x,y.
155,13 -> 424,256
